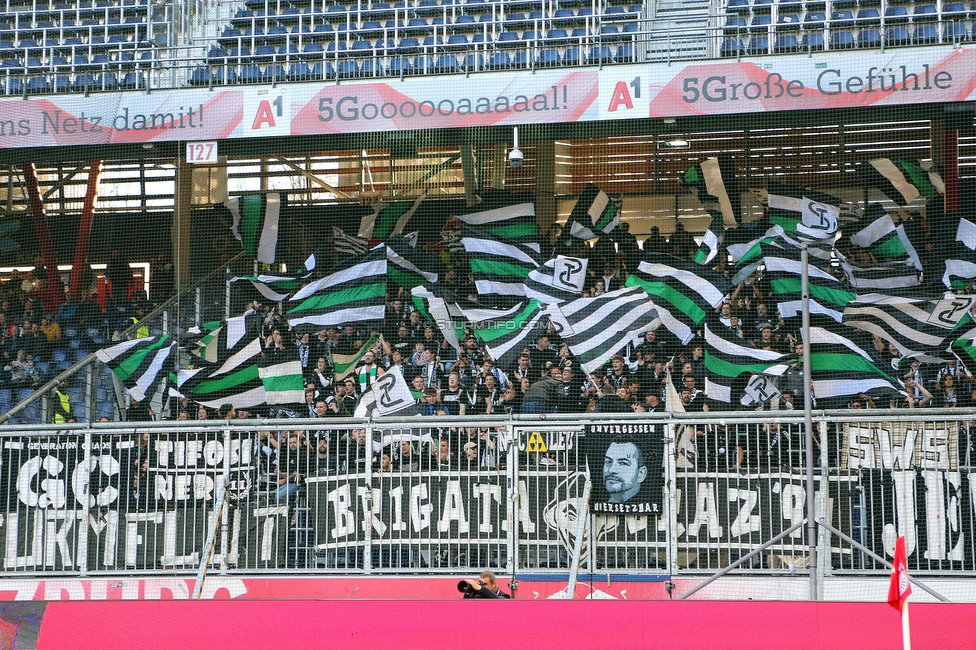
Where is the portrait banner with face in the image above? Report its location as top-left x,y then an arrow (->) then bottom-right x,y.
584,423 -> 664,515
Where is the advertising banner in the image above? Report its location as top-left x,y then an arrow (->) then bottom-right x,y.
1,46 -> 974,148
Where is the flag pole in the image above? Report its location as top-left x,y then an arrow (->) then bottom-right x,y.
800,243 -> 818,601
901,600 -> 912,650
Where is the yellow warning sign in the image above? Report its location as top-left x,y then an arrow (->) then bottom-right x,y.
525,432 -> 548,452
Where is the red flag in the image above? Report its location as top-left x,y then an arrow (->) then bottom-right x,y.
888,535 -> 912,612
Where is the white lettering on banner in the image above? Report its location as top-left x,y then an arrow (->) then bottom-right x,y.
72,455 -> 121,507
153,438 -> 251,468
252,506 -> 288,562
388,486 -> 407,532
879,427 -> 918,470
728,488 -> 761,537
44,510 -> 74,568
773,483 -> 805,539
162,511 -> 199,566
686,482 -> 723,539
358,486 -> 387,537
883,471 -> 918,558
476,483 -> 502,534
328,484 -> 356,539
409,483 -> 433,533
125,512 -> 163,566
511,480 -> 537,534
438,480 -> 470,534
18,456 -> 68,508
5,511 -> 43,568
843,422 -> 957,471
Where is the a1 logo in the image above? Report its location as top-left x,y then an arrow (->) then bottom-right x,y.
601,76 -> 644,114
245,90 -> 290,135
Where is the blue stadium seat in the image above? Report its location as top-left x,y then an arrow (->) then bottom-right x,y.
95,72 -> 118,90
422,35 -> 443,47
189,66 -> 210,85
774,34 -> 798,51
239,64 -> 262,83
830,10 -> 854,25
749,14 -> 771,32
264,64 -> 285,82
945,22 -> 969,41
406,17 -> 430,33
522,30 -> 539,41
725,15 -> 747,32
472,33 -> 492,44
563,47 -> 584,65
546,29 -> 568,39
337,59 -> 358,77
829,29 -> 854,48
498,31 -> 519,45
302,42 -> 324,58
883,6 -> 909,23
387,56 -> 410,75
412,55 -> 433,73
214,66 -> 238,84
487,50 -> 509,69
26,76 -> 49,94
121,70 -> 143,88
591,45 -> 613,63
778,13 -> 800,28
326,41 -> 347,53
721,38 -> 744,56
616,44 -> 634,62
800,31 -> 824,50
747,35 -> 769,54
434,53 -> 457,73
536,48 -> 560,66
727,0 -> 749,11
856,8 -> 880,25
254,44 -> 276,60
913,4 -> 938,21
446,34 -> 468,47
278,43 -> 299,57
884,26 -> 909,45
943,2 -> 967,17
913,24 -> 938,43
286,61 -> 310,80
453,14 -> 477,31
571,27 -> 589,37
350,39 -> 372,52
858,28 -> 881,47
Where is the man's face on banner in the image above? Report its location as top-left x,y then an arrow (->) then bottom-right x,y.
603,442 -> 647,503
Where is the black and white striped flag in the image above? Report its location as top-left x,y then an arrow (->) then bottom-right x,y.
806,323 -> 906,402
834,250 -> 920,291
763,245 -> 856,322
842,293 -> 975,358
546,287 -> 659,374
466,299 -> 546,372
333,227 -> 369,259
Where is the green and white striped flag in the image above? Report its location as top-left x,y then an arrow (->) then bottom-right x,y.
694,215 -> 724,265
466,299 -> 546,371
287,248 -> 387,331
226,193 -> 284,264
847,206 -> 922,269
461,224 -> 542,301
458,199 -> 540,249
411,287 -> 465,352
625,256 -> 730,345
681,154 -> 741,227
704,321 -> 790,403
96,335 -> 175,403
806,322 -> 905,402
333,334 -> 379,382
192,313 -> 262,364
358,195 -> 426,241
834,250 -> 920,291
856,158 -> 944,206
384,235 -> 441,289
763,244 -> 857,322
257,357 -> 305,405
842,293 -> 975,359
562,183 -> 620,243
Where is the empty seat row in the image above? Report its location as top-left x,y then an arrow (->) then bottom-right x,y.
721,22 -> 961,54
0,71 -> 143,94
189,42 -> 632,85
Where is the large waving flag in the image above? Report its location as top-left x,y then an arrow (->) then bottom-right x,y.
561,183 -> 620,243
96,335 -> 175,402
765,183 -> 840,242
625,256 -> 730,345
333,227 -> 369,260
848,205 -> 922,268
524,255 -> 588,304
694,215 -> 724,265
257,356 -> 305,405
461,224 -> 542,301
944,217 -> 976,289
681,153 -> 741,227
287,248 -> 387,331
704,321 -> 790,404
358,195 -> 426,241
806,322 -> 906,402
856,158 -> 944,206
842,293 -> 975,359
228,251 -> 317,302
457,197 -> 539,250
834,250 -> 920,291
354,366 -> 418,418
466,299 -> 546,371
762,245 -> 856,322
226,193 -> 284,264
191,313 -> 262,364
888,535 -> 912,615
411,286 -> 465,352
384,236 -> 441,289
546,287 -> 658,374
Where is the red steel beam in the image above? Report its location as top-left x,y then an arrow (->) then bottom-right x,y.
69,161 -> 102,299
21,163 -> 61,313
943,127 -> 959,215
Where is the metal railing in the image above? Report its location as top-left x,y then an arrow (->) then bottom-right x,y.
0,409 -> 971,583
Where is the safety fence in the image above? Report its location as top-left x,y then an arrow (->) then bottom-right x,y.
0,411 -> 971,579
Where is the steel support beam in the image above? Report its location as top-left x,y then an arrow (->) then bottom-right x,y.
69,161 -> 102,298
22,163 -> 61,313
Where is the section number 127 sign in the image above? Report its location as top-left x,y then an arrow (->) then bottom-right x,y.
186,141 -> 219,164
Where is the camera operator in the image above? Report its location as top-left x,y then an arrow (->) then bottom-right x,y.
458,570 -> 511,599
